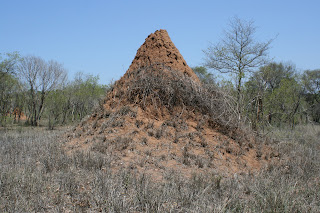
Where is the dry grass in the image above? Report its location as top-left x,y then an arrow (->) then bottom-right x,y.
0,125 -> 319,212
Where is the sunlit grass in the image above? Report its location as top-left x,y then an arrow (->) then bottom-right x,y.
0,125 -> 319,212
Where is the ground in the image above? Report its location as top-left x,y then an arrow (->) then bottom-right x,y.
0,125 -> 319,212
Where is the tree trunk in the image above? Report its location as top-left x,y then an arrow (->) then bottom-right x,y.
237,72 -> 242,123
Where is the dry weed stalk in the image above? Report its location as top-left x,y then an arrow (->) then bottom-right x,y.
115,65 -> 239,133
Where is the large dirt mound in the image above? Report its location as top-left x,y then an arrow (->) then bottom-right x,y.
64,30 -> 275,180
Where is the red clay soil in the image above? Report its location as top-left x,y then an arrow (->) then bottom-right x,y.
63,29 -> 276,181
6,108 -> 27,121
114,30 -> 199,92
127,29 -> 199,82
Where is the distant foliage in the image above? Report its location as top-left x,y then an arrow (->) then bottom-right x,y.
45,72 -> 109,129
192,66 -> 215,84
0,52 -> 109,128
302,69 -> 320,123
244,62 -> 311,129
200,60 -> 319,129
0,52 -> 24,126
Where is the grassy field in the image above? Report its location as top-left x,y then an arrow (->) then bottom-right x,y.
0,125 -> 319,212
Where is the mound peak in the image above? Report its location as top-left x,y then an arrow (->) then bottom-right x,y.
127,29 -> 199,82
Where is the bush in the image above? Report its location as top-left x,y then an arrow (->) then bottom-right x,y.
118,66 -> 239,133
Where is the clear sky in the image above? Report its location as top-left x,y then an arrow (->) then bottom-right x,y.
1,0 -> 319,84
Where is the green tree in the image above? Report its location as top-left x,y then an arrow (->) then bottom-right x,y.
0,52 -> 20,78
43,72 -> 108,129
265,78 -> 304,128
0,52 -> 23,126
192,66 -> 215,84
45,89 -> 70,129
245,62 -> 305,128
302,69 -> 320,123
0,74 -> 21,125
69,73 -> 107,121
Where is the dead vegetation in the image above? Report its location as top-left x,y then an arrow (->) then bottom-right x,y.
0,125 -> 319,212
63,65 -> 275,179
125,66 -> 238,130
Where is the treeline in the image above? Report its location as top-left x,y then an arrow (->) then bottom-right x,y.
1,17 -> 319,130
1,52 -> 319,130
193,64 -> 320,129
197,17 -> 319,130
0,53 -> 108,128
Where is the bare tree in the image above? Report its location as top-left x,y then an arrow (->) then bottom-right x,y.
204,17 -> 274,121
17,55 -> 67,126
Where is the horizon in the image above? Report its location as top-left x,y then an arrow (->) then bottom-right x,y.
1,0 -> 319,84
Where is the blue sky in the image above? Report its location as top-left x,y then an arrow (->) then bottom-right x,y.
1,0 -> 319,84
